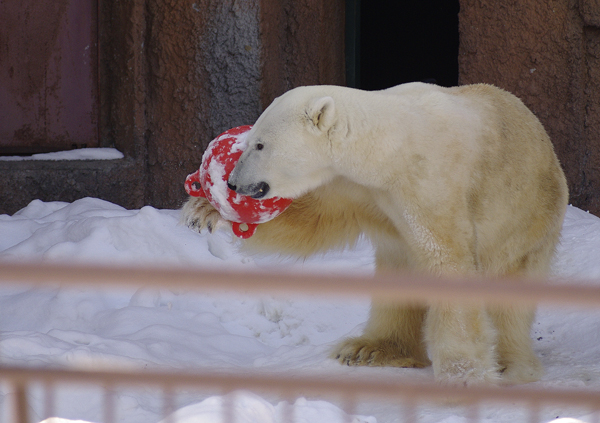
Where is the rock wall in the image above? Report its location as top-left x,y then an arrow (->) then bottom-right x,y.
5,0 -> 600,216
142,0 -> 345,209
459,0 -> 600,214
1,0 -> 346,214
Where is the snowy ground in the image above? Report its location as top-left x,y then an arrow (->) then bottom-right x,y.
0,197 -> 599,423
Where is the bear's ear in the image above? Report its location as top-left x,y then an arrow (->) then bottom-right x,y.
306,96 -> 335,132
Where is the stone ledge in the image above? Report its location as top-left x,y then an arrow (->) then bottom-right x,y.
0,158 -> 146,215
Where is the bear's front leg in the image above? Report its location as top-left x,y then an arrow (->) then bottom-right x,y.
424,302 -> 501,385
331,302 -> 431,368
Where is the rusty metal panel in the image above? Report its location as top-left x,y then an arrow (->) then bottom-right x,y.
0,0 -> 98,155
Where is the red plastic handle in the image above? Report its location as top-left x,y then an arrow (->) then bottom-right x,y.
232,222 -> 258,239
184,170 -> 206,197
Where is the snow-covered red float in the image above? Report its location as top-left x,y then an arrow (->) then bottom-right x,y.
185,125 -> 293,239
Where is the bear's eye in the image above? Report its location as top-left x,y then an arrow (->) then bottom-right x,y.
256,143 -> 264,151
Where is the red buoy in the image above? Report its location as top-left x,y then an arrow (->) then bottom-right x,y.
185,125 -> 293,238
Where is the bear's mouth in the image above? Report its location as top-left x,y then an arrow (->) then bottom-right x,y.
228,181 -> 270,199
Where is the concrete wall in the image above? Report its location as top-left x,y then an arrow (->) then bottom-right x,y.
459,0 -> 600,215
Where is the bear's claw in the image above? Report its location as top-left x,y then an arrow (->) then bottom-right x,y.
332,337 -> 431,368
180,197 -> 229,234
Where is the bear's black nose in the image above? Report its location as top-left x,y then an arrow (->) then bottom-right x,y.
227,181 -> 237,191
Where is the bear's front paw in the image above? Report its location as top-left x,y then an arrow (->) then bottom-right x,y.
180,197 -> 229,233
331,337 -> 431,368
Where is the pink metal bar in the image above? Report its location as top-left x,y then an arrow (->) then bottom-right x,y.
0,262 -> 599,307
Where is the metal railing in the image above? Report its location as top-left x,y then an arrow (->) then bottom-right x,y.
1,262 -> 599,423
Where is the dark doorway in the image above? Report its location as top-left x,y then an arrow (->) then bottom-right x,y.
347,0 -> 459,90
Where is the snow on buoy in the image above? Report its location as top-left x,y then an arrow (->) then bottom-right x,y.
185,125 -> 293,239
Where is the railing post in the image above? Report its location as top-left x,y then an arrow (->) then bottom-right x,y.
13,381 -> 29,423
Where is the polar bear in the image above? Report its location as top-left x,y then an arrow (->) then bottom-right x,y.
182,83 -> 568,385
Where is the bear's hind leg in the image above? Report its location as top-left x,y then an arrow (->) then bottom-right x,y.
487,243 -> 554,384
332,302 -> 431,368
425,303 -> 501,385
489,305 -> 543,384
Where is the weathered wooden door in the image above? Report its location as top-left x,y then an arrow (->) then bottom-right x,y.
0,0 -> 98,155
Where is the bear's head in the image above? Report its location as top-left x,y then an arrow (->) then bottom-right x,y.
228,87 -> 338,200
